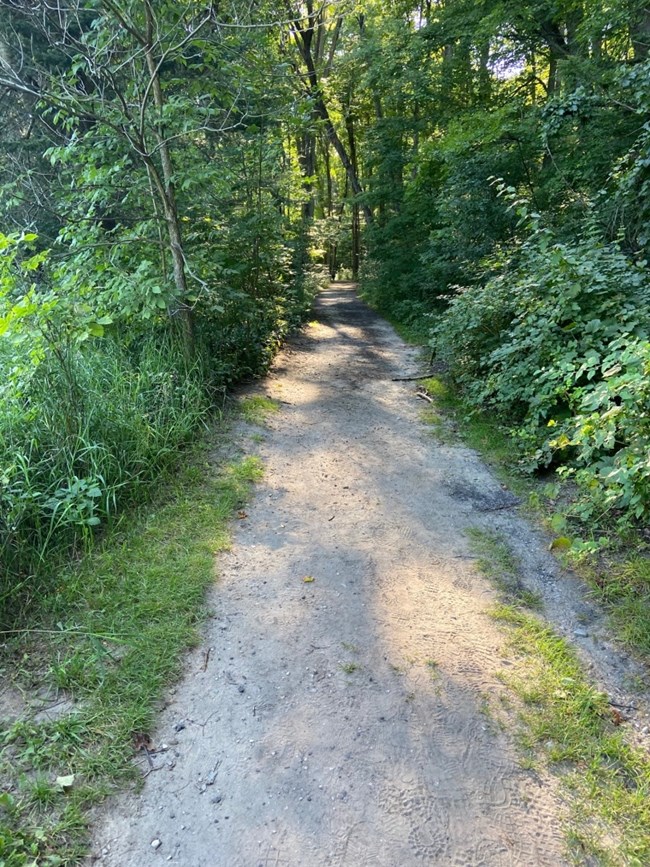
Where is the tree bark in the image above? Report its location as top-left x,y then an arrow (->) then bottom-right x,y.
298,130 -> 317,221
316,99 -> 372,225
345,108 -> 361,278
323,140 -> 337,280
142,1 -> 194,357
632,7 -> 650,61
547,50 -> 559,97
478,40 -> 491,102
289,4 -> 373,225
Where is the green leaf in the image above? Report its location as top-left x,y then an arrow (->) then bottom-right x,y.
549,513 -> 567,533
55,774 -> 75,790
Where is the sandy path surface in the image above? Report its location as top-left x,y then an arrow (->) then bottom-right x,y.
92,284 -> 569,866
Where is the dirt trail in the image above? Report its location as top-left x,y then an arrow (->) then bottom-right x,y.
93,284 -> 587,865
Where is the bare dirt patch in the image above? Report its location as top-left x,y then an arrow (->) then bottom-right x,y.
89,284 -> 647,866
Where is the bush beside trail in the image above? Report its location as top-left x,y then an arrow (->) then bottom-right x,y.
0,233 -> 320,623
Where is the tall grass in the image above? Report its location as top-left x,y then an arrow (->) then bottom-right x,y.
0,261 -> 322,623
0,333 -> 210,620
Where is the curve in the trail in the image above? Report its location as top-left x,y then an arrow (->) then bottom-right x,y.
93,284 -> 566,866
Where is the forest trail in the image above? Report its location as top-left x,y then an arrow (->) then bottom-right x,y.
92,284 -> 568,866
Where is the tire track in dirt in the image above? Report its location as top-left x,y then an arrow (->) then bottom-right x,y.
91,284 -> 569,865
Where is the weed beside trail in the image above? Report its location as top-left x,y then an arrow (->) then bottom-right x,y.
464,527 -> 650,865
466,528 -> 543,609
0,335 -> 212,624
581,556 -> 650,659
493,604 -> 650,866
238,395 -> 280,426
0,439 -> 263,865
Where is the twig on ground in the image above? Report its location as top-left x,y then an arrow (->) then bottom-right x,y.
392,373 -> 435,382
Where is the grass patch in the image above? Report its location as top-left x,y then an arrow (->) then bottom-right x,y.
340,662 -> 360,674
237,395 -> 280,426
357,297 -> 433,345
492,603 -> 650,865
388,317 -> 432,345
425,658 -> 440,678
467,528 -> 542,609
581,555 -> 650,658
0,443 -> 263,865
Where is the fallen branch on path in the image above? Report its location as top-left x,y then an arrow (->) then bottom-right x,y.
608,699 -> 637,711
392,373 -> 435,382
416,390 -> 434,404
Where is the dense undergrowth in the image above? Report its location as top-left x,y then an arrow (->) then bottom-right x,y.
432,211 -> 650,532
0,230 -> 319,625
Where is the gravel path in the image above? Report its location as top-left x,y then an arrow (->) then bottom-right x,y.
92,284 -> 569,866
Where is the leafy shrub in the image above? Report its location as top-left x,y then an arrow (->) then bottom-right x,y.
0,234 -> 319,619
557,338 -> 650,520
433,224 -> 650,522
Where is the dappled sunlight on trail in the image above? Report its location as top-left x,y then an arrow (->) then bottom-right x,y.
93,284 -> 566,866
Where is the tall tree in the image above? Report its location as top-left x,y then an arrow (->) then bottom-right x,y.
285,1 -> 373,225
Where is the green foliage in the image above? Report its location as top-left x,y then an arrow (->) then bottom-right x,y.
561,339 -> 650,520
351,0 -> 650,536
0,226 -> 316,621
493,604 -> 650,866
362,104 -> 529,317
0,329 -> 210,614
434,218 -> 650,523
0,449 -> 262,864
0,0 -> 321,621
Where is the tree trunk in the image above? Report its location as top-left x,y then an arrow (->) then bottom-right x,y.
351,203 -> 360,280
142,1 -> 194,357
478,40 -> 491,102
564,8 -> 584,90
345,108 -> 361,278
324,141 -> 337,280
530,49 -> 537,104
317,100 -> 372,225
547,50 -> 559,97
632,7 -> 650,61
298,130 -> 317,222
290,8 -> 373,225
441,42 -> 454,101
